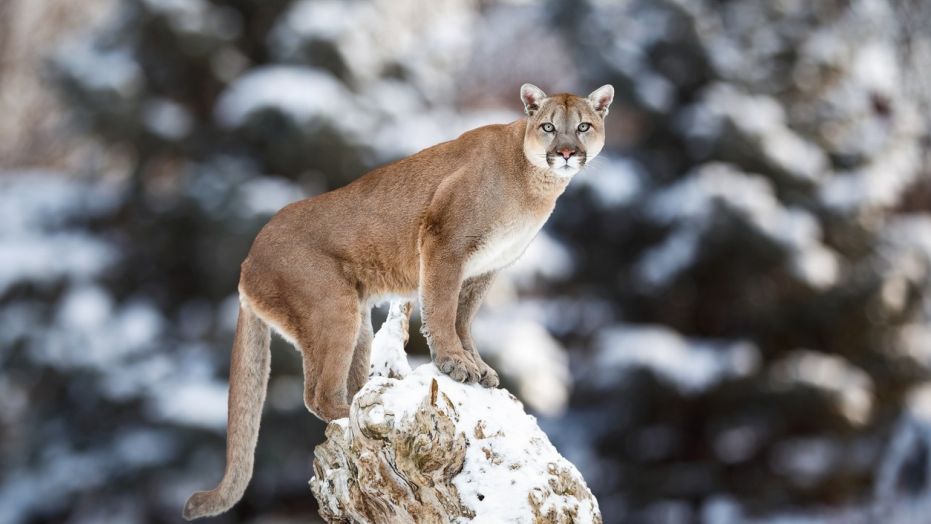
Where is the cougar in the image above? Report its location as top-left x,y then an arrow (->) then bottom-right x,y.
183,83 -> 614,519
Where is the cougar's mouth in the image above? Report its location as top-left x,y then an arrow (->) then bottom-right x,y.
547,152 -> 586,171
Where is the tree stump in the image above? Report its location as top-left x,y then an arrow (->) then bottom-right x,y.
310,301 -> 602,523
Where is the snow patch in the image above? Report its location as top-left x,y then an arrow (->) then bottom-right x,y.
640,163 -> 839,288
472,315 -> 571,417
364,365 -> 599,521
214,66 -> 369,136
769,349 -> 875,426
592,324 -> 760,394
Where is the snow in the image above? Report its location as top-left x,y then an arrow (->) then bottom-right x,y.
142,98 -> 193,140
864,380 -> 931,524
820,143 -> 922,212
712,421 -> 768,464
235,176 -> 305,218
113,429 -> 179,468
768,350 -> 875,426
369,107 -> 517,160
360,365 -> 600,521
501,231 -> 574,289
0,234 -> 116,296
770,437 -> 841,487
140,0 -> 241,41
635,227 -> 701,287
317,299 -> 597,519
592,324 -> 760,395
54,41 -> 142,97
882,216 -> 931,269
574,155 -> 644,209
270,0 -> 351,47
472,315 -> 571,417
26,0 -> 931,520
366,296 -> 571,417
101,346 -> 233,429
0,428 -> 175,524
702,84 -> 828,184
641,163 -> 840,289
469,288 -> 575,418
635,72 -> 675,112
0,169 -> 120,232
369,301 -> 413,380
57,284 -> 113,330
701,496 -> 742,524
269,0 -> 477,95
115,300 -> 166,348
897,324 -> 931,371
640,500 -> 692,524
0,164 -> 224,432
0,171 -> 119,296
262,0 -> 519,161
35,296 -> 164,370
214,65 -> 368,136
361,79 -> 429,123
852,41 -> 899,98
150,380 -> 230,431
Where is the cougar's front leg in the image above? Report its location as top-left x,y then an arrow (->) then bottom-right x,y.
457,272 -> 500,387
419,228 -> 482,384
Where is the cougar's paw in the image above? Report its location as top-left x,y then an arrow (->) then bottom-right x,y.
327,403 -> 350,421
306,389 -> 351,422
478,362 -> 500,388
435,352 -> 482,384
313,400 -> 350,422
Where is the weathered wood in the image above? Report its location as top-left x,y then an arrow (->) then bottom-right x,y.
310,300 -> 602,523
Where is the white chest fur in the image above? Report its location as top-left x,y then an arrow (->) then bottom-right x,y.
464,219 -> 546,278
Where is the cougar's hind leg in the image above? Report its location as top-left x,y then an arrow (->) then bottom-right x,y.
295,279 -> 362,422
346,306 -> 374,403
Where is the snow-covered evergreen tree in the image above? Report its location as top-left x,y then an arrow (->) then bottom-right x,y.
3,0 -> 931,522
542,0 -> 931,520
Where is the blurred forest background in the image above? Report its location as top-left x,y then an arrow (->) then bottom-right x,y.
3,0 -> 931,522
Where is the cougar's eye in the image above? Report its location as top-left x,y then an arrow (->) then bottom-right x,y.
577,122 -> 591,132
541,123 -> 555,133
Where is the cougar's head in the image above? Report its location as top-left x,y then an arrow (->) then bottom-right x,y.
520,83 -> 614,177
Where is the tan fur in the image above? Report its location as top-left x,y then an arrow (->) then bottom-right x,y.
182,84 -> 613,520
183,304 -> 270,520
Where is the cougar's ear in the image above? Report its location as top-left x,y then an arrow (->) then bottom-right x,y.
520,83 -> 547,117
588,84 -> 615,117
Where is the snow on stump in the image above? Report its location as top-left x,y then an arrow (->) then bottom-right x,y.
310,301 -> 602,523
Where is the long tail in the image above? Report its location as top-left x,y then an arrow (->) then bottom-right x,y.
183,303 -> 271,520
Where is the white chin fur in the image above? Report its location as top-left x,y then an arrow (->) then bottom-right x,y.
550,156 -> 581,177
551,165 -> 579,177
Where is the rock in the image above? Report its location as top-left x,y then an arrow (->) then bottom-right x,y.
310,301 -> 601,523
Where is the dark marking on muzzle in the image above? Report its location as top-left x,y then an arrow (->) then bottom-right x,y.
547,147 -> 587,168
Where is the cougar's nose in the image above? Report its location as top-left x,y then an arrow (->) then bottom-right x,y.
559,147 -> 577,160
